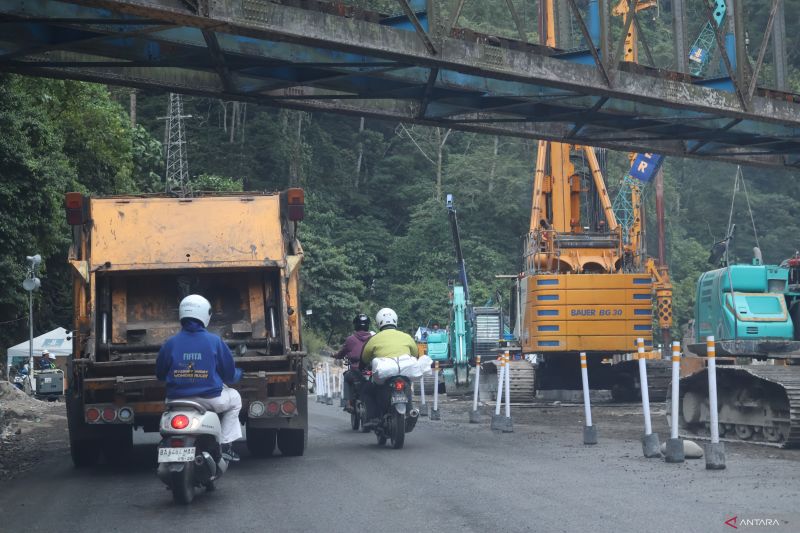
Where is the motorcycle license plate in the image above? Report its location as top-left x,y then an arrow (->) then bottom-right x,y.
391,393 -> 406,404
157,447 -> 196,463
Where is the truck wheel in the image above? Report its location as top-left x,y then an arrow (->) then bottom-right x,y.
246,426 -> 276,458
66,390 -> 100,468
276,428 -> 305,457
101,426 -> 133,465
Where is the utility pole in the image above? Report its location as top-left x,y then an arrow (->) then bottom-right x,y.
162,93 -> 192,197
22,254 -> 41,393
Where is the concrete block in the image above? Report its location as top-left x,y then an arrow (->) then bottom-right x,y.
325,396 -> 333,405
418,404 -> 429,417
430,408 -> 441,421
490,413 -> 504,431
502,416 -> 514,433
339,398 -> 346,408
469,409 -> 481,424
705,442 -> 726,470
583,425 -> 598,445
641,432 -> 661,458
664,438 -> 684,463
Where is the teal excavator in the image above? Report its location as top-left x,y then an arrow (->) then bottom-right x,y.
423,195 -> 503,394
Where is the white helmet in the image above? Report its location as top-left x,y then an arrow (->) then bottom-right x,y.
375,308 -> 398,329
41,349 -> 50,358
179,294 -> 212,327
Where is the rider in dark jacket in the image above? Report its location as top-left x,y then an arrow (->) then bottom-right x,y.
334,313 -> 373,411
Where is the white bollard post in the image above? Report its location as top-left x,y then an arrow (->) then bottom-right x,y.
705,336 -> 726,469
431,361 -> 441,420
419,373 -> 428,417
469,355 -> 482,423
325,363 -> 333,405
491,355 -> 506,430
315,367 -> 322,402
580,352 -> 597,444
638,338 -> 661,457
665,341 -> 684,462
502,352 -> 513,432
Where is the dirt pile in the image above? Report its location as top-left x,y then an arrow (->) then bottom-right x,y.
0,381 -> 67,480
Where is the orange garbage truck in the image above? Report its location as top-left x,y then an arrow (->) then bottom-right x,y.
63,190 -> 307,466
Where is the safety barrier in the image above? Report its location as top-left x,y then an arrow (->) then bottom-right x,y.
469,355 -> 482,423
430,361 -> 441,420
580,352 -> 597,445
637,338 -> 661,458
664,341 -> 684,463
705,336 -> 726,470
490,353 -> 513,432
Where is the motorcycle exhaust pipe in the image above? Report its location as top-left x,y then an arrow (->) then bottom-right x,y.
409,408 -> 420,418
216,454 -> 229,475
194,452 -> 216,485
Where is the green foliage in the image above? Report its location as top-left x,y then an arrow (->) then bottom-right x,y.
194,174 -> 244,192
0,75 -> 161,349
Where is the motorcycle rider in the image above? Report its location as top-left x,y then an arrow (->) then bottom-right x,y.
360,308 -> 418,428
156,294 -> 243,462
333,313 -> 373,411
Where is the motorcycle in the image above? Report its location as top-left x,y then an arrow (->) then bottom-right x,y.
344,370 -> 371,433
370,375 -> 419,449
157,399 -> 229,504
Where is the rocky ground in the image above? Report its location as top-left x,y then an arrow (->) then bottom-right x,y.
0,382 -> 67,481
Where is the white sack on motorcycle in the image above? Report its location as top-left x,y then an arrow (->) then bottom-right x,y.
371,355 -> 429,383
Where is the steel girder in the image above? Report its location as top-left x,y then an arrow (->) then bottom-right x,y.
0,0 -> 799,167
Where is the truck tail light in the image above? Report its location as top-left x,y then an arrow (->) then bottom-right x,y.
65,192 -> 89,225
117,406 -> 134,422
280,400 -> 296,416
101,407 -> 117,422
266,401 -> 280,416
286,188 -> 304,221
86,407 -> 101,423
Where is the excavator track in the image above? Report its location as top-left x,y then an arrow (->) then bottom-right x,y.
610,359 -> 671,403
508,361 -> 536,403
677,365 -> 800,448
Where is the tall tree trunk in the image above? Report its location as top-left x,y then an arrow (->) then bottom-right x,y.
229,101 -> 239,143
435,127 -> 452,201
488,135 -> 499,193
289,111 -> 304,187
129,90 -> 137,127
355,117 -> 365,190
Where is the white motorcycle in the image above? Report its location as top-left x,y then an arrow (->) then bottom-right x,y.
157,400 -> 229,504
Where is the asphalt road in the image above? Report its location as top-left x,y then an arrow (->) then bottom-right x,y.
0,399 -> 798,533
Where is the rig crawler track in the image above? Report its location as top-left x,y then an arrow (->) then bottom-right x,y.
678,365 -> 800,448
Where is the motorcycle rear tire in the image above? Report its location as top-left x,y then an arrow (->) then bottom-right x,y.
377,434 -> 387,446
171,462 -> 195,505
350,411 -> 360,431
391,412 -> 405,450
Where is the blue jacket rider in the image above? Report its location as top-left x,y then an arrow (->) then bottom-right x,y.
157,294 -> 243,462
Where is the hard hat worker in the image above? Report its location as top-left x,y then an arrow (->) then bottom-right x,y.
156,294 -> 243,462
359,308 -> 419,428
38,350 -> 57,370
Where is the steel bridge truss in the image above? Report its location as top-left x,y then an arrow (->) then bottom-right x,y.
1,0 -> 799,167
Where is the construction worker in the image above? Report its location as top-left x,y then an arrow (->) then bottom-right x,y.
38,350 -> 56,370
360,308 -> 418,428
156,294 -> 243,462
333,313 -> 373,411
